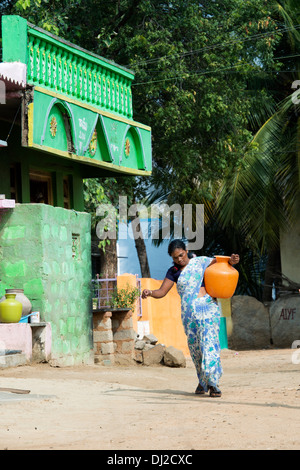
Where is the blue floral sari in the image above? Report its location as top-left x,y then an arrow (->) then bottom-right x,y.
177,256 -> 222,391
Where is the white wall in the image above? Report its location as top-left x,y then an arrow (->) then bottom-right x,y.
280,201 -> 300,283
280,220 -> 300,283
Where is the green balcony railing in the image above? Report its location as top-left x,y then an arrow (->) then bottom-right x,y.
2,15 -> 134,119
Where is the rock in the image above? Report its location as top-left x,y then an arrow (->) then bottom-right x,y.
163,346 -> 186,368
143,343 -> 154,351
229,295 -> 271,350
135,340 -> 146,350
143,343 -> 165,366
134,331 -> 185,367
269,295 -> 300,348
133,349 -> 143,363
142,334 -> 158,345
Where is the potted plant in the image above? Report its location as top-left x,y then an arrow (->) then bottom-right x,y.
110,284 -> 140,312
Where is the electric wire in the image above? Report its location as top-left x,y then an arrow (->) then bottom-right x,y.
127,23 -> 300,69
132,51 -> 300,86
132,61 -> 299,86
127,21 -> 300,86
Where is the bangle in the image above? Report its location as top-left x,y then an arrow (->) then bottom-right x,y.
149,290 -> 153,297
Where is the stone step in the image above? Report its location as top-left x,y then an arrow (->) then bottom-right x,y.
0,353 -> 28,369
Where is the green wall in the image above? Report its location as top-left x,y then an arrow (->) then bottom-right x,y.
0,204 -> 93,366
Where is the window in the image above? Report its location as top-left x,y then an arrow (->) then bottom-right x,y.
63,176 -> 71,209
30,170 -> 53,205
72,233 -> 80,260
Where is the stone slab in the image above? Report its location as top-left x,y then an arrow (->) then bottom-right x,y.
0,391 -> 56,403
269,295 -> 300,348
229,295 -> 271,350
143,343 -> 165,366
0,353 -> 28,368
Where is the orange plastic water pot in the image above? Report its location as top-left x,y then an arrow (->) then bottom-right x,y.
204,255 -> 239,299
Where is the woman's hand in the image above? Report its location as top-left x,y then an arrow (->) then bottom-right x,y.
142,278 -> 174,299
229,254 -> 240,265
142,289 -> 152,299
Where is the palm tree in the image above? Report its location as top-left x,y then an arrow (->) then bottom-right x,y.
217,0 -> 300,300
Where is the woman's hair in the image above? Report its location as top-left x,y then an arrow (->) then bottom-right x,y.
168,239 -> 186,256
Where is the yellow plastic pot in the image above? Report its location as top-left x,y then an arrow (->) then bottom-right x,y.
0,293 -> 23,323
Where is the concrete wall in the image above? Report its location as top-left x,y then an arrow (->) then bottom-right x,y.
280,202 -> 300,284
0,204 -> 93,366
0,323 -> 32,360
281,221 -> 300,284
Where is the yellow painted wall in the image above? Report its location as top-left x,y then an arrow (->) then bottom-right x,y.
117,272 -> 140,320
117,274 -> 190,356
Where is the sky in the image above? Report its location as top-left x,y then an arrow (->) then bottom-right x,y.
117,219 -> 171,279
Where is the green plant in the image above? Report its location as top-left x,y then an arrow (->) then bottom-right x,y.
110,284 -> 140,312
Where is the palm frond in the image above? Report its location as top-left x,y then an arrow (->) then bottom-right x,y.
217,86 -> 300,252
274,1 -> 300,46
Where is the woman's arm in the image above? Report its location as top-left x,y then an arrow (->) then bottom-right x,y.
142,277 -> 174,299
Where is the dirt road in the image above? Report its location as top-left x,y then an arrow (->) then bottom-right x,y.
0,348 -> 299,450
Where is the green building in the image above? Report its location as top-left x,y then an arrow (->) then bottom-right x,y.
0,15 -> 151,365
